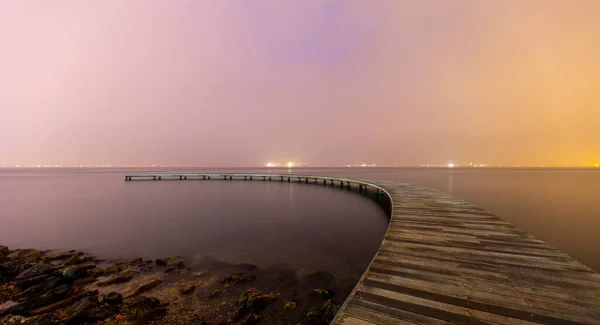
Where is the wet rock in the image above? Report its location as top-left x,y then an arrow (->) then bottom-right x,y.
15,263 -> 54,280
241,313 -> 262,325
305,310 -> 322,325
154,257 -> 184,267
22,314 -> 53,325
0,315 -> 27,325
130,278 -> 161,296
322,299 -> 340,322
179,283 -> 195,295
101,292 -> 123,305
0,246 -> 9,262
222,273 -> 255,284
63,254 -> 84,266
1,301 -> 35,316
284,301 -> 297,309
309,288 -> 332,299
248,293 -> 276,312
31,290 -> 98,316
19,277 -> 60,298
128,296 -> 161,310
238,289 -> 260,306
209,289 -> 221,298
87,267 -> 103,278
231,305 -> 247,321
164,267 -> 174,274
98,271 -> 137,286
60,264 -> 96,282
30,284 -> 72,307
102,263 -> 123,276
65,296 -> 119,325
3,285 -> 71,315
136,306 -> 167,323
43,252 -> 76,261
1,259 -> 38,277
72,277 -> 97,288
15,274 -> 51,290
238,289 -> 276,312
127,258 -> 143,267
7,250 -> 40,262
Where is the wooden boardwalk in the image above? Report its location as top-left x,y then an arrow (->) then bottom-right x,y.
125,173 -> 600,324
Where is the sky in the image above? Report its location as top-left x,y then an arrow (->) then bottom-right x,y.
1,1 -> 599,166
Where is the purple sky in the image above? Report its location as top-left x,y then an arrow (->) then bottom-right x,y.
1,1 -> 599,166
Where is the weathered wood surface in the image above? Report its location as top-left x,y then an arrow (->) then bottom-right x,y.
334,181 -> 600,325
125,174 -> 600,324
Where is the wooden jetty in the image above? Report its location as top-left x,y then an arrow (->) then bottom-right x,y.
125,173 -> 600,324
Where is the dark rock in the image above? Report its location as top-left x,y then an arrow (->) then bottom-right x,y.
1,259 -> 38,277
248,293 -> 276,311
154,256 -> 184,267
231,305 -> 247,321
209,289 -> 221,298
129,296 -> 161,310
241,313 -> 262,325
179,283 -> 195,295
238,289 -> 260,306
63,254 -> 83,266
284,301 -> 297,309
0,246 -> 9,260
309,288 -> 332,299
222,273 -> 255,284
72,277 -> 97,287
19,277 -> 60,298
30,290 -> 98,315
22,314 -> 53,325
87,267 -> 103,278
30,284 -> 72,307
43,252 -> 76,261
15,263 -> 54,280
136,306 -> 167,323
164,267 -> 174,274
102,263 -> 123,276
0,315 -> 27,325
238,289 -> 276,312
98,271 -> 136,286
7,250 -> 40,261
65,296 -> 119,325
15,274 -> 51,290
305,310 -> 322,325
128,257 -> 143,266
60,264 -> 96,282
130,278 -> 161,296
322,300 -> 340,322
0,302 -> 35,317
101,292 -> 122,305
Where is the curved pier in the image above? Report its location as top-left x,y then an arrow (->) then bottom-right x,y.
125,173 -> 600,324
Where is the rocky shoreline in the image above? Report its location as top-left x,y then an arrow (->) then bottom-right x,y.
0,246 -> 342,325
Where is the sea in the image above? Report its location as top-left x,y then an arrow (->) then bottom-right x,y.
1,167 -> 599,291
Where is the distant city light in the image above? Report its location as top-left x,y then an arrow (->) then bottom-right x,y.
287,162 -> 294,168
265,162 -> 275,167
448,163 -> 455,168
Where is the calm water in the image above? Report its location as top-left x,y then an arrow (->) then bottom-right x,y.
1,167 -> 599,274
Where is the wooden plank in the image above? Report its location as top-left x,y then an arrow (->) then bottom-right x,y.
345,302 -> 442,325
